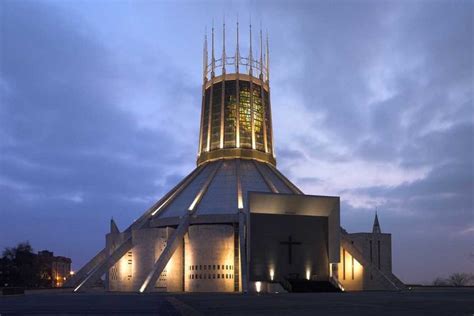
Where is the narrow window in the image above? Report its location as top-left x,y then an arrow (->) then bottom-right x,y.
343,249 -> 346,280
351,256 -> 354,280
378,240 -> 381,269
370,240 -> 373,263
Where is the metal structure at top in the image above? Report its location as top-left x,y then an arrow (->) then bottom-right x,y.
202,20 -> 270,82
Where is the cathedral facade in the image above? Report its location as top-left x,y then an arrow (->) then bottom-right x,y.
67,23 -> 405,293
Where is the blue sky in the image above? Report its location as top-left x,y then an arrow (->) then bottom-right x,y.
1,0 -> 472,284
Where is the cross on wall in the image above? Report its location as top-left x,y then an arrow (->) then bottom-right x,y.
279,235 -> 302,265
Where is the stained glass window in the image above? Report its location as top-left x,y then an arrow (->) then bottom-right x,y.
224,80 -> 237,148
210,82 -> 223,150
201,88 -> 211,152
239,81 -> 252,149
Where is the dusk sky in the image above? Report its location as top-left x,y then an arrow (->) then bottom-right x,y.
1,0 -> 472,284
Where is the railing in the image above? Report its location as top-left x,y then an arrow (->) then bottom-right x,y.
206,56 -> 268,80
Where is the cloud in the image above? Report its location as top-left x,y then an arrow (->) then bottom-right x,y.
0,0 -> 472,283
0,1 -> 197,265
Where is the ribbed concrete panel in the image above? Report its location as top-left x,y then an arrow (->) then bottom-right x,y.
154,159 -> 300,219
196,160 -> 238,215
239,160 -> 271,210
157,163 -> 214,218
258,162 -> 293,194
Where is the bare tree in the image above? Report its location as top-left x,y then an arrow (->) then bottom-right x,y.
447,273 -> 474,286
432,277 -> 448,286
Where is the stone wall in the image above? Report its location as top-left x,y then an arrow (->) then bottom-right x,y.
107,227 -> 184,292
184,224 -> 235,292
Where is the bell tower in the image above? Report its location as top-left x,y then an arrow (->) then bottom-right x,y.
197,21 -> 275,166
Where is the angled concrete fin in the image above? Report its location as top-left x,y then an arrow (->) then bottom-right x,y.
139,215 -> 191,292
64,248 -> 108,288
70,164 -> 208,291
74,237 -> 133,292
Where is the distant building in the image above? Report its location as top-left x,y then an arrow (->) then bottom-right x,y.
37,250 -> 72,287
67,23 -> 405,293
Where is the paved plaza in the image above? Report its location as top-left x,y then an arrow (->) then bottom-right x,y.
1,288 -> 473,315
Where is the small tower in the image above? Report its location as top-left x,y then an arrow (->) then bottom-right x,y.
372,212 -> 381,234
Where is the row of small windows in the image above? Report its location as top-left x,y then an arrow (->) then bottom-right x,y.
189,264 -> 233,271
189,273 -> 234,280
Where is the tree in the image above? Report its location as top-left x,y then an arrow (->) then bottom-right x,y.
447,273 -> 474,286
432,277 -> 448,286
1,242 -> 41,288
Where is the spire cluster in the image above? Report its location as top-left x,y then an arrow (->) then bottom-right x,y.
203,20 -> 270,82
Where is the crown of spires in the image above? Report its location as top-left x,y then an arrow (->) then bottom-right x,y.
203,18 -> 269,82
372,212 -> 381,234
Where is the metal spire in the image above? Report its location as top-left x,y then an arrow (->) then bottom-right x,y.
222,17 -> 226,73
249,23 -> 253,75
203,28 -> 208,80
259,27 -> 263,79
211,21 -> 215,77
236,18 -> 240,73
266,31 -> 270,82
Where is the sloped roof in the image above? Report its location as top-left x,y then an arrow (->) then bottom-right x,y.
152,159 -> 301,220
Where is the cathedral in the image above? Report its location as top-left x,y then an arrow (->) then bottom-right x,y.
66,23 -> 405,293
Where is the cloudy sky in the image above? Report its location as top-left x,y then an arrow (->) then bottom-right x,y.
1,0 -> 472,284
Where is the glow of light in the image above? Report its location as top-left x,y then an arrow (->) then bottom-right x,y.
237,194 -> 244,209
255,281 -> 262,293
70,271 -> 75,276
139,279 -> 149,293
306,270 -> 311,281
237,175 -> 244,209
269,269 -> 274,281
63,277 -> 66,281
353,257 -> 363,277
188,176 -> 211,211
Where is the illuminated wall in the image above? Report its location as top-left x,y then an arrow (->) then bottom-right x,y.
338,247 -> 364,291
184,225 -> 235,292
107,227 -> 184,292
107,232 -> 135,292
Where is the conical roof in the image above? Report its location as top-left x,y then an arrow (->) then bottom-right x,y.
153,159 -> 301,220
372,212 -> 381,233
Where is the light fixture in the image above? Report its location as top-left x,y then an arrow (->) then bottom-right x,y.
269,269 -> 274,281
306,269 -> 311,280
255,281 -> 262,293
